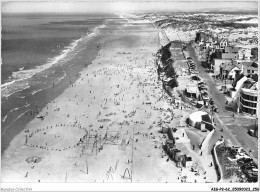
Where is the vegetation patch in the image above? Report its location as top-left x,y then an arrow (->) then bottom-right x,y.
215,143 -> 247,182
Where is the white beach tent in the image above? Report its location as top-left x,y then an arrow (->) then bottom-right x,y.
189,111 -> 214,130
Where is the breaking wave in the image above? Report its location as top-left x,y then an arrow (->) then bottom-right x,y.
1,24 -> 106,98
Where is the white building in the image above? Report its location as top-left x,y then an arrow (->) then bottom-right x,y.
238,80 -> 258,115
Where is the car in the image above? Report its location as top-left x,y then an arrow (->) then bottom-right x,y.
209,100 -> 215,105
192,76 -> 201,81
212,105 -> 219,113
248,129 -> 257,137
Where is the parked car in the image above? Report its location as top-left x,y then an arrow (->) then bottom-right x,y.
212,105 -> 219,113
198,81 -> 205,85
248,129 -> 257,137
191,76 -> 201,81
209,100 -> 215,105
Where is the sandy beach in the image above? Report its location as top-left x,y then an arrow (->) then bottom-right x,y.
1,18 -> 218,183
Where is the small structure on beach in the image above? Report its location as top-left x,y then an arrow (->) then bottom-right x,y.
185,84 -> 199,98
189,111 -> 214,131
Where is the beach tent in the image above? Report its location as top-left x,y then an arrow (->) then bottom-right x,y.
189,111 -> 214,131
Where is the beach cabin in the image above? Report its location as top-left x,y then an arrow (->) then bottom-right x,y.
165,139 -> 175,153
185,84 -> 198,99
175,152 -> 186,168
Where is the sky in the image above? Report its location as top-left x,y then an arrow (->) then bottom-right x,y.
1,1 -> 258,13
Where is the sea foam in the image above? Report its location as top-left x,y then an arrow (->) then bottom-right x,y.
1,24 -> 106,98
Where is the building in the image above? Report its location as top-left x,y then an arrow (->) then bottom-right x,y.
185,84 -> 199,98
222,52 -> 238,60
227,66 -> 242,80
238,79 -> 258,115
195,31 -> 214,45
213,59 -> 232,76
251,47 -> 258,61
220,46 -> 239,59
224,46 -> 239,54
238,49 -> 252,60
214,38 -> 228,50
242,62 -> 258,78
189,111 -> 214,131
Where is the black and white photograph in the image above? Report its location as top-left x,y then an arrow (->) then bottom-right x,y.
1,0 -> 259,191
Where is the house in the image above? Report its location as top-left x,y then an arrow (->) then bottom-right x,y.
220,61 -> 242,80
238,79 -> 258,115
195,31 -> 214,46
220,63 -> 233,80
219,46 -> 239,59
219,38 -> 228,49
238,49 -> 252,60
213,59 -> 232,76
214,38 -> 228,50
242,62 -> 258,78
227,66 -> 242,80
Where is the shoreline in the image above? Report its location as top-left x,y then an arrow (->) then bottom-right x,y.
2,16 -> 219,183
2,20 -> 173,182
1,27 -> 107,154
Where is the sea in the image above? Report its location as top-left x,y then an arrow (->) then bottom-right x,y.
1,13 -> 122,152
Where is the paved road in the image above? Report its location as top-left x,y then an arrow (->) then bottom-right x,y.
187,42 -> 258,161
